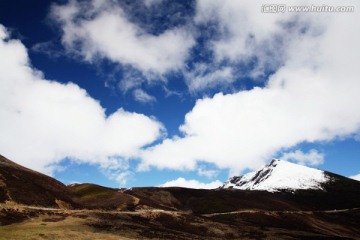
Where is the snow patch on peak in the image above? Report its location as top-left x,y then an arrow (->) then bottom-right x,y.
222,159 -> 329,192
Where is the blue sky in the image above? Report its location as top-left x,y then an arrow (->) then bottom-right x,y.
0,0 -> 360,188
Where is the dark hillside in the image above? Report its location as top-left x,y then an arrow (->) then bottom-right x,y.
126,182 -> 360,214
69,183 -> 138,210
0,155 -> 74,207
290,172 -> 360,210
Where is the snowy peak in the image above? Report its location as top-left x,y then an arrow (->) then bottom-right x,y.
222,159 -> 329,192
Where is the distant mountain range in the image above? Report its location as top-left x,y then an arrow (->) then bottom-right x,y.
1,154 -> 360,239
1,153 -> 360,211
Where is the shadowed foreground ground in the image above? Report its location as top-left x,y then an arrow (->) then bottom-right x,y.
1,204 -> 359,240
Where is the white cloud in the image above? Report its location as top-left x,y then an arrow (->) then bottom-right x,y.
197,167 -> 219,178
280,149 -> 324,166
160,177 -> 222,189
195,1 -> 286,73
185,64 -> 234,92
143,0 -> 163,8
349,173 -> 360,181
31,41 -> 62,59
133,89 -> 156,103
113,171 -> 134,186
140,1 -> 360,175
194,0 -> 331,79
0,24 -> 163,175
51,0 -> 195,76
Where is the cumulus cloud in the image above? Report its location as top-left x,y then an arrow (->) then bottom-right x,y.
349,173 -> 360,181
280,149 -> 324,166
140,1 -> 360,175
195,1 -> 288,76
0,24 -> 163,175
193,0 -> 333,83
133,89 -> 156,104
160,177 -> 222,189
50,0 -> 195,76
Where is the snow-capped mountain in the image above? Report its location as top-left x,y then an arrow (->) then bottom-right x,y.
221,159 -> 330,192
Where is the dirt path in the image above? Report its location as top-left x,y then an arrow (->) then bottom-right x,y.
2,203 -> 358,217
13,204 -> 179,216
202,207 -> 360,217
